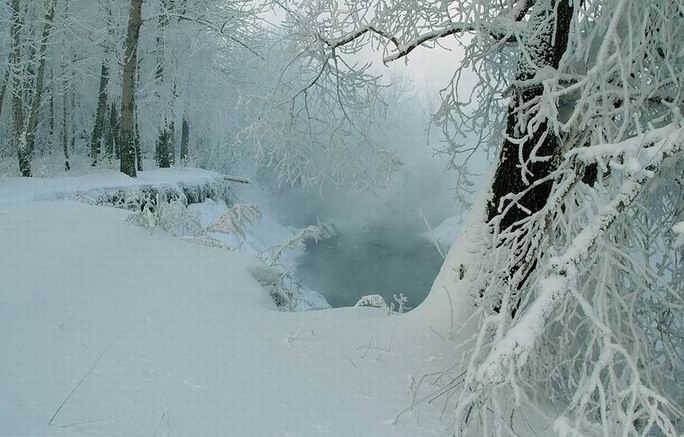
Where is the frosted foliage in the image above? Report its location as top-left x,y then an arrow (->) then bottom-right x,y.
355,294 -> 392,314
354,293 -> 411,315
241,10 -> 407,190
262,222 -> 335,265
124,191 -> 201,235
208,204 -> 262,240
439,127 -> 684,436
280,0 -> 684,191
250,265 -> 296,311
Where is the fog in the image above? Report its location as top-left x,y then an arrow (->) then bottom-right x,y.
258,78 -> 467,308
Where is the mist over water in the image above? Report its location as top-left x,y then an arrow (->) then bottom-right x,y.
254,88 -> 469,310
260,156 -> 459,309
296,223 -> 444,308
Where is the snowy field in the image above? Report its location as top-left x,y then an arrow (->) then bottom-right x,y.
0,170 -> 452,436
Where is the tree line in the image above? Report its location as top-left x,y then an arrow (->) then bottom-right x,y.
0,0 -> 264,177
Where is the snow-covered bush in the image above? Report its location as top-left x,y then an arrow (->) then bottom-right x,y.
355,294 -> 392,313
125,190 -> 202,236
249,265 -> 297,311
261,222 -> 336,266
355,293 -> 411,315
207,203 -> 262,240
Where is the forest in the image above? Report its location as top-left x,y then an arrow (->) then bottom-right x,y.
0,0 -> 683,436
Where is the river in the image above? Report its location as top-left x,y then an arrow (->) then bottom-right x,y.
295,224 -> 444,309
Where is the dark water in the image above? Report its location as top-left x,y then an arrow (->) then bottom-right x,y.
295,225 -> 444,308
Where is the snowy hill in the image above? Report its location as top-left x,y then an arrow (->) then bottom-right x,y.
0,171 -> 450,436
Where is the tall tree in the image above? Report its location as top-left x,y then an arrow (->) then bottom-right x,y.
119,0 -> 143,177
89,3 -> 115,166
9,0 -> 26,176
20,0 -> 57,176
154,0 -> 175,168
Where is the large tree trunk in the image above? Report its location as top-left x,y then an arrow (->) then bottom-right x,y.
21,0 -> 57,176
90,59 -> 110,165
485,0 -> 573,304
119,0 -> 144,177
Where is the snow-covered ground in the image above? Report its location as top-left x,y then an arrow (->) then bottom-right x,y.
0,170 -> 453,436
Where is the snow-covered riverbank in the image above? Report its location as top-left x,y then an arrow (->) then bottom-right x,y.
0,170 -> 452,436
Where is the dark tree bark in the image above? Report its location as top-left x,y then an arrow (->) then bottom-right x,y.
0,69 -> 8,119
62,81 -> 70,171
105,102 -> 120,159
485,0 -> 574,308
487,0 -> 573,228
90,59 -> 110,165
119,0 -> 144,177
180,116 -> 189,165
157,127 -> 171,167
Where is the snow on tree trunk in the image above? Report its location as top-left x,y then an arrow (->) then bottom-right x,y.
9,0 -> 26,176
119,0 -> 143,178
484,0 -> 573,308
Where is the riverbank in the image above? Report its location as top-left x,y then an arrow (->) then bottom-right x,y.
0,169 -> 452,436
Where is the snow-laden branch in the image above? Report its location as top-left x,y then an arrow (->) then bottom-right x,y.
446,124 -> 684,435
482,126 -> 683,381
